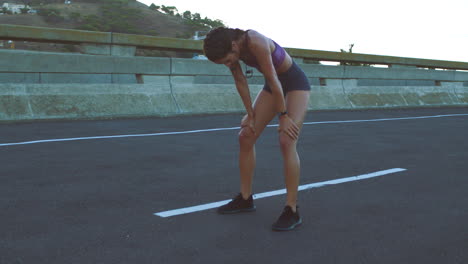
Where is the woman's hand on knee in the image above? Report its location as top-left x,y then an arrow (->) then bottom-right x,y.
278,115 -> 299,140
240,114 -> 256,136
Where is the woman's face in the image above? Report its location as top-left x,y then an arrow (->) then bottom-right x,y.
213,41 -> 240,68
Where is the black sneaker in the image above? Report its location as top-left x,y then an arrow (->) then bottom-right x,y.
272,206 -> 302,231
217,193 -> 256,214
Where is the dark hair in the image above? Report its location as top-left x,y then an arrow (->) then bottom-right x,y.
203,27 -> 246,62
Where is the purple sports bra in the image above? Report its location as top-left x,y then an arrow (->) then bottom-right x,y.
242,30 -> 286,70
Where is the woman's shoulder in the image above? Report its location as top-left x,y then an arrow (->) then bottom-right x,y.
245,30 -> 273,51
246,30 -> 271,44
245,29 -> 263,39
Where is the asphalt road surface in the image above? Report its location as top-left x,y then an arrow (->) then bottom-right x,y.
1,107 -> 467,264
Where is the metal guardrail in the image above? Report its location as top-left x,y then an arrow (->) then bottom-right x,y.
2,50 -> 468,83
286,48 -> 468,71
0,24 -> 202,52
1,24 -> 468,70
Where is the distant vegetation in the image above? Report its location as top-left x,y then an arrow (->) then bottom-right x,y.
32,0 -> 144,34
29,0 -> 225,35
75,0 -> 144,34
149,3 -> 225,28
36,8 -> 65,23
1,0 -> 225,55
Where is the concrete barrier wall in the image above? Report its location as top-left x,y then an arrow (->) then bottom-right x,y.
1,81 -> 467,122
0,83 -> 177,120
1,50 -> 468,122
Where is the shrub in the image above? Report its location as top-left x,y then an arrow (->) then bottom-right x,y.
37,8 -> 65,23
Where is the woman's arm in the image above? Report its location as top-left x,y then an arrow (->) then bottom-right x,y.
247,31 -> 299,140
230,61 -> 254,117
229,61 -> 256,135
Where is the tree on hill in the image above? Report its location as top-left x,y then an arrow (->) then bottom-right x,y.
20,7 -> 30,14
149,3 -> 159,11
182,10 -> 191,20
147,3 -> 225,29
1,7 -> 11,14
160,5 -> 177,15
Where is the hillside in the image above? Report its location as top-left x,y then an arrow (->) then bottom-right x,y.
0,0 -> 220,55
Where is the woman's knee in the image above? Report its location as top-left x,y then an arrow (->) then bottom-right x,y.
279,132 -> 297,153
238,127 -> 256,149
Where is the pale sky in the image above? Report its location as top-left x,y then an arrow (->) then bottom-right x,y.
139,0 -> 468,63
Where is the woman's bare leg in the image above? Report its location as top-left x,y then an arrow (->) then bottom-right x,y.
279,90 -> 310,211
238,90 -> 276,199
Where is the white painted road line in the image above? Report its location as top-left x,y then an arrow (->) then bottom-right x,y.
300,113 -> 468,126
0,127 -> 240,147
1,113 -> 468,147
154,168 -> 407,218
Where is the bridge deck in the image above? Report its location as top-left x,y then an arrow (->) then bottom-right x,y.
1,107 -> 467,264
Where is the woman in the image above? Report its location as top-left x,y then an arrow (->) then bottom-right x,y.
203,27 -> 311,231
